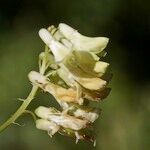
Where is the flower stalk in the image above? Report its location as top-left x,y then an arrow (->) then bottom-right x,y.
0,46 -> 48,132
0,85 -> 38,132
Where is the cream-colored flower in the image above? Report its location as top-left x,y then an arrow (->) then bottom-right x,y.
28,71 -> 82,104
35,106 -> 88,131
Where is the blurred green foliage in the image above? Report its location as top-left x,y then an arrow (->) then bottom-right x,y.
0,0 -> 149,150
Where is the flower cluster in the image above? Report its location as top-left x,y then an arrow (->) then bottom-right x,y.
28,23 -> 111,145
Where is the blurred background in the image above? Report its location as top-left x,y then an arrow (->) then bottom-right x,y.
0,0 -> 149,150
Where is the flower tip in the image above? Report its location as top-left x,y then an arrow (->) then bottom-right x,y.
36,119 -> 49,130
94,61 -> 109,73
35,106 -> 50,119
102,37 -> 109,46
39,28 -> 53,46
91,37 -> 109,52
28,71 -> 37,83
36,119 -> 60,136
59,23 -> 76,39
28,71 -> 47,84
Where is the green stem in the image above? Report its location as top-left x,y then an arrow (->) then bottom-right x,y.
0,45 -> 49,133
0,85 -> 38,132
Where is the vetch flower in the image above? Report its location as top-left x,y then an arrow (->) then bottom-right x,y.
59,23 -> 109,53
28,71 -> 83,105
35,106 -> 88,131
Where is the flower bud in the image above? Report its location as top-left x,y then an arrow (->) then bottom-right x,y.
39,28 -> 53,46
35,106 -> 59,119
39,28 -> 71,62
28,71 -> 47,84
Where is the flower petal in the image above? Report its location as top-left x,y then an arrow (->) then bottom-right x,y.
94,61 -> 109,74
76,77 -> 107,90
36,119 -> 60,136
47,114 -> 88,131
83,87 -> 111,101
59,23 -> 109,53
39,28 -> 71,62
